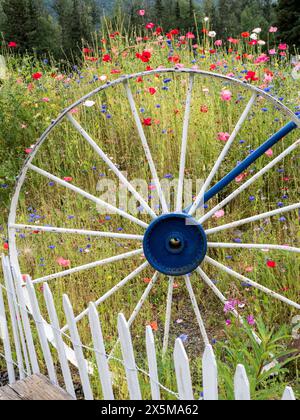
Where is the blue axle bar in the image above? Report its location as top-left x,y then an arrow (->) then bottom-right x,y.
184,119 -> 298,213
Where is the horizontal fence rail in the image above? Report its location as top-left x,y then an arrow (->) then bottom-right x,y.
0,254 -> 296,401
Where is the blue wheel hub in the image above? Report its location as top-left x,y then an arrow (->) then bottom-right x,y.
143,213 -> 207,276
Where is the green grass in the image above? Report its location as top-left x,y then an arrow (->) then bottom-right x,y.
0,24 -> 300,399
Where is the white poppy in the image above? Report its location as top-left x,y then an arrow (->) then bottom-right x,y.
83,100 -> 96,108
208,31 -> 216,38
258,40 -> 266,46
250,33 -> 258,40
204,17 -> 209,22
253,27 -> 262,34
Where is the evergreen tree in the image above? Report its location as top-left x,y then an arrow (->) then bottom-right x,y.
155,0 -> 164,25
2,0 -> 30,50
2,0 -> 60,54
276,0 -> 300,47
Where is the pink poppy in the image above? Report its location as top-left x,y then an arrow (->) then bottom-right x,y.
279,43 -> 287,50
215,40 -> 223,47
269,27 -> 278,33
138,9 -> 145,16
213,209 -> 225,219
186,32 -> 195,39
217,132 -> 230,142
220,89 -> 232,101
265,149 -> 273,157
235,173 -> 248,183
63,177 -> 73,182
145,22 -> 155,30
57,257 -> 71,268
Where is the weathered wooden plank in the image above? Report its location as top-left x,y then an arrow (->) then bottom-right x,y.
0,375 -> 74,400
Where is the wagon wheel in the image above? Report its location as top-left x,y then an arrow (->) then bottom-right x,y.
8,69 -> 300,366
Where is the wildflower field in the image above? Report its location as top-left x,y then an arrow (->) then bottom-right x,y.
0,20 -> 300,399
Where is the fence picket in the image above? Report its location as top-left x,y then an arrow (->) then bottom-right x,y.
26,279 -> 57,384
234,364 -> 251,400
88,303 -> 114,400
0,285 -> 15,383
174,338 -> 194,400
202,345 -> 218,401
145,326 -> 160,400
10,267 -> 40,375
1,255 -> 25,380
63,294 -> 94,400
282,386 -> 296,401
4,257 -> 33,376
117,313 -> 142,400
43,284 -> 76,399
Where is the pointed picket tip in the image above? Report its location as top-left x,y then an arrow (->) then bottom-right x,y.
234,364 -> 251,400
146,325 -> 155,345
174,338 -> 194,400
202,344 -> 218,400
282,386 -> 296,401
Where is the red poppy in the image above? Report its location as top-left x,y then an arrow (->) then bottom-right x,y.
155,27 -> 163,35
136,51 -> 151,63
3,242 -> 8,250
148,87 -> 157,95
83,48 -> 92,54
102,54 -> 112,63
111,69 -> 121,74
168,55 -> 181,64
32,72 -> 42,80
210,64 -> 217,70
246,71 -> 259,81
8,41 -> 17,48
241,32 -> 250,38
149,321 -> 158,331
136,76 -> 143,83
63,177 -> 73,183
200,105 -> 209,113
267,260 -> 277,268
143,118 -> 152,126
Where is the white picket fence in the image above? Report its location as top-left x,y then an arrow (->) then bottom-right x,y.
0,254 -> 296,401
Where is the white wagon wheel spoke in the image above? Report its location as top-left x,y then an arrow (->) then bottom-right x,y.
67,113 -> 157,219
199,139 -> 300,225
32,249 -> 143,284
124,80 -> 169,214
60,261 -> 149,333
10,223 -> 144,241
205,203 -> 300,235
162,277 -> 174,355
176,74 -> 194,212
188,93 -> 257,216
205,256 -> 300,310
208,243 -> 300,253
184,275 -> 210,346
28,164 -> 148,229
196,267 -> 261,344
